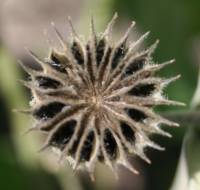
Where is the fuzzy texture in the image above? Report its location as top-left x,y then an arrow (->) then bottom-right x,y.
19,13 -> 184,180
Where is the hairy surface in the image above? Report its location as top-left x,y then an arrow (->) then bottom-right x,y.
19,13 -> 184,180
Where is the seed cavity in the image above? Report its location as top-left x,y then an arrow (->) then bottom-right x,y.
128,83 -> 156,97
50,119 -> 77,150
71,41 -> 84,65
120,121 -> 136,143
80,130 -> 95,162
125,108 -> 147,122
125,56 -> 146,75
33,102 -> 66,120
48,53 -> 67,73
36,76 -> 61,89
111,43 -> 127,69
103,129 -> 118,160
96,39 -> 106,66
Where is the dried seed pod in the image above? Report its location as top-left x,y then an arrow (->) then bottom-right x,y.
19,13 -> 184,180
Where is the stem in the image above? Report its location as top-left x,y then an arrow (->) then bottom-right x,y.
161,110 -> 200,127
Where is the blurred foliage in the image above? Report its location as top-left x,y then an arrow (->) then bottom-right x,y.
182,68 -> 200,189
0,47 -> 63,190
170,68 -> 200,190
185,124 -> 200,188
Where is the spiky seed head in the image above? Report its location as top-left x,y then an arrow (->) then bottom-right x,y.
19,14 -> 184,179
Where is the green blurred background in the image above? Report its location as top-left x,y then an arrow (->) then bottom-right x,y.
0,0 -> 200,189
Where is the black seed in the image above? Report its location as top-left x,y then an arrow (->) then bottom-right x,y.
125,57 -> 146,75
86,44 -> 92,61
80,131 -> 95,162
98,47 -> 112,81
103,47 -> 112,66
120,122 -> 136,143
111,43 -> 127,69
128,83 -> 156,97
125,108 -> 147,122
69,114 -> 89,157
48,54 -> 66,73
33,102 -> 65,120
70,127 -> 84,156
36,76 -> 61,89
96,39 -> 105,66
86,44 -> 95,82
103,129 -> 118,160
71,41 -> 84,65
50,120 -> 77,150
40,105 -> 86,132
